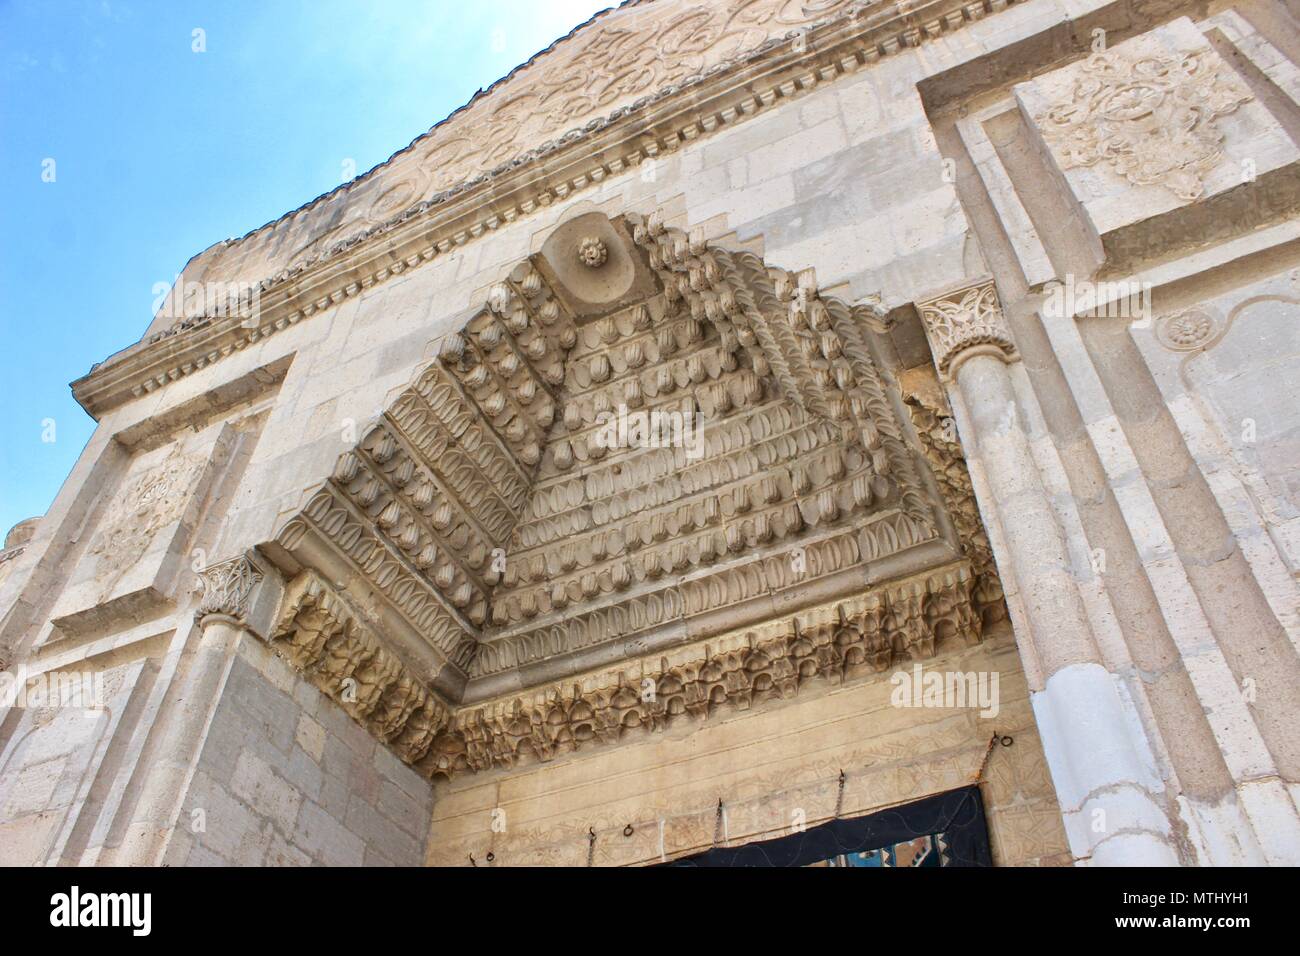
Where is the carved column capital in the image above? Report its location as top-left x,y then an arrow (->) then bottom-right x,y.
196,552 -> 278,636
916,278 -> 1018,380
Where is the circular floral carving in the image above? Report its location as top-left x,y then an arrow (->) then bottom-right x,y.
1157,308 -> 1217,351
577,236 -> 608,268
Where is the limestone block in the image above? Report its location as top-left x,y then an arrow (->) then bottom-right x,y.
295,714 -> 326,764
231,751 -> 302,835
293,800 -> 365,867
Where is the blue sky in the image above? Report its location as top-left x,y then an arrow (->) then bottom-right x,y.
0,0 -> 612,539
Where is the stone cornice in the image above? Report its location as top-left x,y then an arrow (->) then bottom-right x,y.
270,571 -> 454,766
71,0 -> 1021,419
270,558 -> 990,779
427,559 -> 985,778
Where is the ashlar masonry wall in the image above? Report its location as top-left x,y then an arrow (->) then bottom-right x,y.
162,637 -> 432,867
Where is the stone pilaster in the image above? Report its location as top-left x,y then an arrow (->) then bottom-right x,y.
114,553 -> 284,865
917,278 -> 1181,866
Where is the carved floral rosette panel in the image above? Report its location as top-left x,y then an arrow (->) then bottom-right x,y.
1032,45 -> 1253,202
266,211 -> 1003,777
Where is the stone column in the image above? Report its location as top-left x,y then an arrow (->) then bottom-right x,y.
917,278 -> 1180,866
113,552 -> 281,865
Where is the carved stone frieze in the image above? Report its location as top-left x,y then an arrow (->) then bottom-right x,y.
210,0 -> 1021,286
72,0 -> 1027,418
1034,46 -> 1253,202
904,394 -> 1005,625
264,560 -> 986,780
916,278 -> 1017,379
270,572 -> 453,765
425,562 -> 983,779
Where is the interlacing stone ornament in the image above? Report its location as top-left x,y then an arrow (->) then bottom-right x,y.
89,452 -> 202,562
196,555 -> 264,623
1036,48 -> 1253,202
916,279 -> 1017,378
577,236 -> 608,268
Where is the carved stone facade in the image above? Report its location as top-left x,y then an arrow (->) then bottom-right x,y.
3,0 -> 1298,868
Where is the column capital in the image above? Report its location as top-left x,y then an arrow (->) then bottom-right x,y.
916,277 -> 1018,380
195,551 -> 280,637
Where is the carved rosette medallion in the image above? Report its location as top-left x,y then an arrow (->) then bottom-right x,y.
1155,307 -> 1218,351
917,279 -> 1017,378
196,554 -> 264,624
1036,48 -> 1253,202
577,237 -> 608,268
